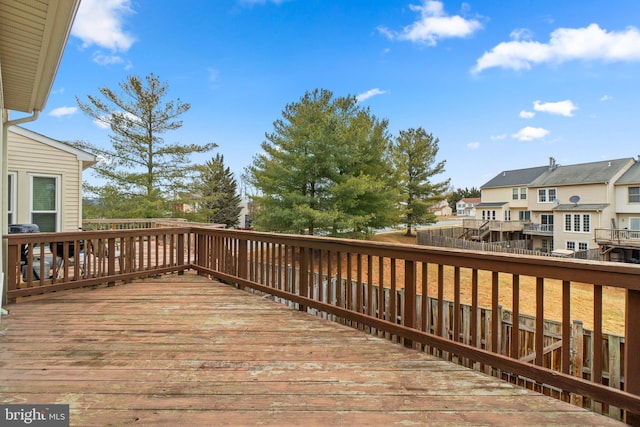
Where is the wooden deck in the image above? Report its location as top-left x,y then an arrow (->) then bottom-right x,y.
0,273 -> 626,426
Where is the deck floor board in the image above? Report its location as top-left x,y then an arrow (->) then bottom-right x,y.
0,273 -> 625,426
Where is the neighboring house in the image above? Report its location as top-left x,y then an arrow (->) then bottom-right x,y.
466,156 -> 640,261
7,126 -> 96,232
430,200 -> 452,217
456,197 -> 480,217
1,0 -> 81,303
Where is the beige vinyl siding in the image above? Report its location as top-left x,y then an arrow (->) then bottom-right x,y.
7,130 -> 82,231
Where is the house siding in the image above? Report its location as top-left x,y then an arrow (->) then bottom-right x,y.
8,130 -> 82,232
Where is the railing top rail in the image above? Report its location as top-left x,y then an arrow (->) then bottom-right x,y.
3,226 -> 192,242
192,227 -> 640,289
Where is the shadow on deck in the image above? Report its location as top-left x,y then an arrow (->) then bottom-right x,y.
0,272 -> 625,426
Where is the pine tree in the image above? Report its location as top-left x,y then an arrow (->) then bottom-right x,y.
193,154 -> 242,227
74,73 -> 217,218
245,89 -> 399,238
390,127 -> 450,236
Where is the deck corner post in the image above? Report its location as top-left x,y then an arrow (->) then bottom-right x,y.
625,289 -> 640,425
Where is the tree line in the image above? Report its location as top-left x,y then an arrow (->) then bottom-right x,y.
76,74 -> 467,238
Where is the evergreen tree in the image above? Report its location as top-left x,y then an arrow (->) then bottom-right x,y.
390,127 -> 450,236
246,89 -> 399,238
192,154 -> 242,227
74,73 -> 217,218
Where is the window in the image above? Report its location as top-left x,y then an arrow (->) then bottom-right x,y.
538,188 -> 557,203
512,188 -> 518,200
541,214 -> 553,225
7,173 -> 16,225
30,175 -> 60,232
566,241 -> 576,251
578,242 -> 588,251
504,210 -> 511,221
564,213 -> 591,233
631,217 -> 640,230
630,187 -> 640,203
519,210 -> 531,220
520,188 -> 527,200
538,189 -> 546,203
541,239 -> 549,252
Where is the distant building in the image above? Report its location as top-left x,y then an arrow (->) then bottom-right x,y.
462,156 -> 640,261
431,200 -> 452,217
456,197 -> 481,217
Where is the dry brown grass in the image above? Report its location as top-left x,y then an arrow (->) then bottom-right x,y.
367,231 -> 625,335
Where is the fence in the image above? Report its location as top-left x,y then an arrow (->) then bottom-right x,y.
418,230 -> 601,260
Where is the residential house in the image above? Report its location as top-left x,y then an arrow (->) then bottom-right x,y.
7,126 -> 96,232
467,156 -> 638,259
456,197 -> 481,217
430,200 -> 452,217
1,0 -> 82,300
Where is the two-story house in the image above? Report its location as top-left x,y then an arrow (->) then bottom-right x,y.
468,156 -> 638,259
456,198 -> 481,217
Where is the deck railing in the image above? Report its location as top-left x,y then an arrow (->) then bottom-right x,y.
4,227 -> 193,300
191,228 -> 640,424
3,226 -> 640,423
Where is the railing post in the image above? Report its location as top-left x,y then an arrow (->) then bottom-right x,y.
298,247 -> 308,312
177,233 -> 185,276
403,260 -> 416,348
625,289 -> 640,425
238,238 -> 247,290
107,238 -> 116,287
5,242 -> 18,304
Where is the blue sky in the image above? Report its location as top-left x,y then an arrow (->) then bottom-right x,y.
19,0 -> 640,191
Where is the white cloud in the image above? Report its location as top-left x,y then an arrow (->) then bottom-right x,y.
600,94 -> 613,101
467,142 -> 480,149
356,88 -> 388,102
512,126 -> 550,141
49,106 -> 77,117
71,0 -> 135,51
472,23 -> 640,74
533,100 -> 577,117
93,117 -> 111,129
378,0 -> 482,46
92,51 -> 125,66
490,134 -> 507,140
519,110 -> 535,119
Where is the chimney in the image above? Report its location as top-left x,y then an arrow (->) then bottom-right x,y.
549,157 -> 556,171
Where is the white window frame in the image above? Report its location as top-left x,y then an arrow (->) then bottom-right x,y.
563,213 -> 591,233
630,217 -> 640,231
520,187 -> 527,200
538,188 -> 557,203
7,172 -> 16,225
29,174 -> 61,232
512,188 -> 518,200
629,186 -> 640,203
